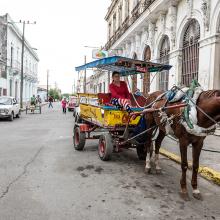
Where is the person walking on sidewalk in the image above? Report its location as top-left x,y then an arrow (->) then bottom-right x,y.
61,97 -> 67,114
48,96 -> 53,108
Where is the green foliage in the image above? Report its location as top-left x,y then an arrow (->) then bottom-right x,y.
62,93 -> 70,98
49,88 -> 61,100
62,93 -> 77,98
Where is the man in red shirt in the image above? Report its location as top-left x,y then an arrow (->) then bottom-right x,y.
109,71 -> 132,113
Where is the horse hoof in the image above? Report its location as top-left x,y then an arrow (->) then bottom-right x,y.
179,192 -> 190,201
156,168 -> 162,174
193,192 -> 203,200
145,167 -> 151,174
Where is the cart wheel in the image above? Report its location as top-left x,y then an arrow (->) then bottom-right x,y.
73,126 -> 86,151
98,133 -> 113,161
136,145 -> 147,160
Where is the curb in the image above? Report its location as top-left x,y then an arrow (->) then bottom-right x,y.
159,148 -> 220,186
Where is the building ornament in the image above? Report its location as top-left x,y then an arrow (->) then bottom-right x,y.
169,5 -> 177,49
159,12 -> 166,34
148,22 -> 155,54
201,0 -> 210,31
186,0 -> 193,19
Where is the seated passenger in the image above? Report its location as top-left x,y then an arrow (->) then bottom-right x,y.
30,95 -> 36,106
109,71 -> 133,113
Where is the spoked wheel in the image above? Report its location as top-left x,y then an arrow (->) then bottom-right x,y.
98,133 -> 113,161
73,126 -> 86,151
136,144 -> 147,160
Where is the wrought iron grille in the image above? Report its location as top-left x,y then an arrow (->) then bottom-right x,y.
143,46 -> 151,94
159,36 -> 170,91
182,19 -> 200,86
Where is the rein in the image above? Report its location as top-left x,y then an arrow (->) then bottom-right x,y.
173,86 -> 220,127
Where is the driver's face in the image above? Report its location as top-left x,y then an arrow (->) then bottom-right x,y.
113,74 -> 120,82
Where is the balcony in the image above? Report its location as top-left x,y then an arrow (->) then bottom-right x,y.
105,0 -> 156,50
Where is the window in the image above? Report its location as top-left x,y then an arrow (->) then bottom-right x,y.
113,14 -> 116,34
3,89 -> 7,96
9,79 -> 13,96
182,19 -> 200,86
108,22 -> 112,39
159,36 -> 170,91
10,46 -> 14,67
143,46 -> 151,94
118,5 -> 122,28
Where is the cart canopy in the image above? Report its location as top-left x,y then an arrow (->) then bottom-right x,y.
75,56 -> 172,76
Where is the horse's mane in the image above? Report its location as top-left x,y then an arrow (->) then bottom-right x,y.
201,90 -> 220,98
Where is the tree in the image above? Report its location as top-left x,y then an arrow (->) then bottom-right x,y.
48,88 -> 61,100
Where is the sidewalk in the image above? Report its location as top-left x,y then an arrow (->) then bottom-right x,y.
215,126 -> 220,136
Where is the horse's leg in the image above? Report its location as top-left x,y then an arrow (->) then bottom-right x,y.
154,129 -> 166,173
191,139 -> 203,200
145,132 -> 153,173
179,138 -> 190,200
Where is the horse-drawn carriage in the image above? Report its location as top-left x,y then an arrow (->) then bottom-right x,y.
26,103 -> 42,114
74,56 -> 220,200
74,56 -> 184,161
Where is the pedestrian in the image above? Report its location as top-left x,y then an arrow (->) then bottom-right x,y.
61,97 -> 67,114
48,96 -> 53,108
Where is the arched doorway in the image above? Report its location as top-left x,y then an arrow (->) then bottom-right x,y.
159,36 -> 170,91
132,53 -> 137,92
143,46 -> 151,95
182,19 -> 200,86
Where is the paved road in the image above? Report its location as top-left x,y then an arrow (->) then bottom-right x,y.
163,135 -> 220,172
0,103 -> 220,220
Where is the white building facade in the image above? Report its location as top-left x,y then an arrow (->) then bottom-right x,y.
0,14 -> 39,103
99,0 -> 220,94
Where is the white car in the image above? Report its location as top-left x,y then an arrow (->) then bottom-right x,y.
0,96 -> 21,121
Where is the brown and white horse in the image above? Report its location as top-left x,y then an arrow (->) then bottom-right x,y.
143,90 -> 220,200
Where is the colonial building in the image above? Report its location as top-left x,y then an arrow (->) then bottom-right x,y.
92,0 -> 220,94
0,14 -> 39,102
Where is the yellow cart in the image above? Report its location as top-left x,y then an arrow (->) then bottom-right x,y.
74,56 -> 173,161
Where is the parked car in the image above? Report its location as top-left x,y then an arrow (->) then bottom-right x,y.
67,96 -> 77,112
0,96 -> 21,121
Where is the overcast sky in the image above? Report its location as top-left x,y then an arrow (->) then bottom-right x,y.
1,0 -> 111,93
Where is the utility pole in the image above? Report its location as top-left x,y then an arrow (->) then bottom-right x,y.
47,70 -> 49,101
20,21 -> 25,109
19,20 -> 36,109
84,55 -> 86,93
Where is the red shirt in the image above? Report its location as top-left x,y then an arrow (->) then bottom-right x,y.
109,81 -> 130,99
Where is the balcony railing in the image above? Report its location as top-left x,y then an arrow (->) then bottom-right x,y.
105,0 -> 156,50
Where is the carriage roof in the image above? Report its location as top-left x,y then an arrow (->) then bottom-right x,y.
75,56 -> 172,76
